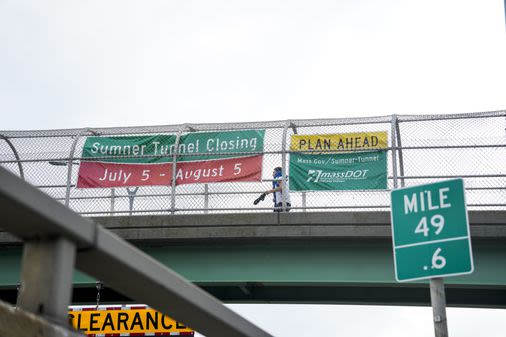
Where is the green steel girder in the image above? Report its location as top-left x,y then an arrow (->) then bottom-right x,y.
1,240 -> 505,307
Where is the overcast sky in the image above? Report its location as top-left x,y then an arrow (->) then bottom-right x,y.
1,0 -> 505,131
226,304 -> 506,337
1,0 -> 505,336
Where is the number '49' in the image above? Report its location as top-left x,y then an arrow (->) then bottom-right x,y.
415,214 -> 445,237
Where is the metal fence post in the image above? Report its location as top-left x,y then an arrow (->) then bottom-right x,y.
170,129 -> 182,214
390,115 -> 399,189
291,123 -> 303,211
65,128 -> 97,207
0,134 -> 24,180
17,237 -> 76,326
110,188 -> 115,215
204,184 -> 209,214
281,121 -> 291,212
171,124 -> 189,214
395,117 -> 405,188
127,187 -> 139,216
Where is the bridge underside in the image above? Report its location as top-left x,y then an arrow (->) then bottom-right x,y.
1,212 -> 505,307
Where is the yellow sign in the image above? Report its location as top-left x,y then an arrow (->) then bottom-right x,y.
290,131 -> 388,152
68,306 -> 194,336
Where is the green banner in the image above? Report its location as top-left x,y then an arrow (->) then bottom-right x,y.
82,135 -> 175,164
289,151 -> 387,191
177,130 -> 264,162
81,130 -> 264,163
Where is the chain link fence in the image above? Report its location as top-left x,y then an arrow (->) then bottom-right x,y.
1,111 -> 505,216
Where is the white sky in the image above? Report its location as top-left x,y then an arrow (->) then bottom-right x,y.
226,304 -> 506,337
1,0 -> 505,131
1,0 -> 505,336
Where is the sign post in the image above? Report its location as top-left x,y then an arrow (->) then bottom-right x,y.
430,277 -> 448,337
390,178 -> 473,337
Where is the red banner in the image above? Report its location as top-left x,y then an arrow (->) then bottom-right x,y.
175,155 -> 262,185
77,155 -> 262,188
77,162 -> 173,188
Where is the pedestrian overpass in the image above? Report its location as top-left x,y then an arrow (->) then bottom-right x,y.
1,211 -> 505,308
0,111 -> 505,335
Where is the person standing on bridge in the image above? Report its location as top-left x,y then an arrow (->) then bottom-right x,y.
254,167 -> 291,212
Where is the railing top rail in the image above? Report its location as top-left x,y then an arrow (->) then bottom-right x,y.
1,110 -> 503,138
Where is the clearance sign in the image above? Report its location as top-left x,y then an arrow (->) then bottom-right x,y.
77,130 -> 265,188
68,305 -> 194,336
289,131 -> 388,191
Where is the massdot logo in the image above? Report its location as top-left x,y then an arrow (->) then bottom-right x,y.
306,169 -> 370,184
307,170 -> 322,182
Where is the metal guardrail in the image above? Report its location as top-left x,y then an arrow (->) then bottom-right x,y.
0,166 -> 273,337
0,111 -> 505,215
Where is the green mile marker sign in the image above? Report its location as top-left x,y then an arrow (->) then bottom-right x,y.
390,179 -> 474,282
